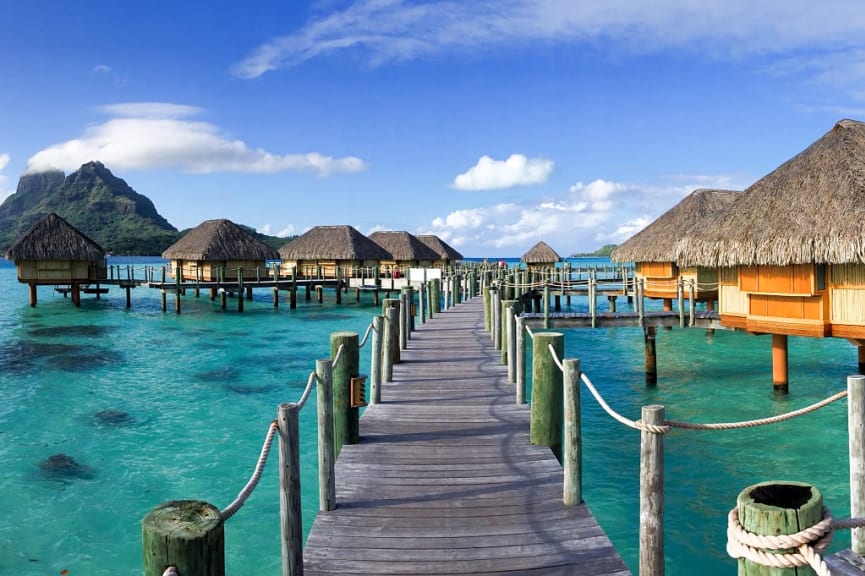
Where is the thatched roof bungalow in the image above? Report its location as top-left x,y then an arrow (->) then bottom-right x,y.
368,231 -> 439,275
278,225 -> 391,278
5,212 -> 107,306
521,241 -> 561,272
611,188 -> 739,308
676,119 -> 865,389
416,234 -> 463,269
162,218 -> 279,281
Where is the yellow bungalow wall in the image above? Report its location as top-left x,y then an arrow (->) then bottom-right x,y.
16,260 -> 106,283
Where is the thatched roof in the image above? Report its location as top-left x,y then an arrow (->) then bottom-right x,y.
162,219 -> 279,261
679,119 -> 865,267
368,231 -> 439,261
521,241 -> 561,264
278,225 -> 392,260
5,212 -> 105,261
416,234 -> 463,261
610,189 -> 739,263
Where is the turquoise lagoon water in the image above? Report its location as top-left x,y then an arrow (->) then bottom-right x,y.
0,257 -> 857,575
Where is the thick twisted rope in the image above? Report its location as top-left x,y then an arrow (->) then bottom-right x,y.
220,419 -> 279,521
548,343 -> 564,372
358,322 -> 375,348
727,506 -> 865,576
331,343 -> 346,369
296,371 -> 318,410
667,390 -> 847,430
580,372 -> 671,434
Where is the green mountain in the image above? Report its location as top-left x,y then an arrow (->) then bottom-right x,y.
0,161 -> 291,256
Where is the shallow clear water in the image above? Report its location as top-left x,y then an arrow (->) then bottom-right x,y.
0,258 -> 856,575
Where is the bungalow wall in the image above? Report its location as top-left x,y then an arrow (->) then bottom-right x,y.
830,264 -> 865,339
15,259 -> 107,284
280,259 -> 381,278
167,260 -> 271,281
721,264 -> 830,336
635,262 -> 679,299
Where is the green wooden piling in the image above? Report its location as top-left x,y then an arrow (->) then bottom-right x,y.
735,481 -> 823,576
501,299 -> 518,365
330,331 -> 359,457
142,500 -> 224,576
483,285 -> 491,332
530,332 -> 564,462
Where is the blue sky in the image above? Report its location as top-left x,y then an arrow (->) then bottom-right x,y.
2,1 -> 864,257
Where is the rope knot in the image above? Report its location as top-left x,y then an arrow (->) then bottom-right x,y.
726,506 -> 834,576
634,419 -> 671,434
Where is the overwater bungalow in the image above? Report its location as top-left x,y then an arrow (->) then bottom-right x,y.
611,188 -> 739,312
521,241 -> 561,274
368,231 -> 439,277
677,119 -> 865,390
162,218 -> 279,282
278,225 -> 391,279
5,212 -> 107,307
416,234 -> 463,270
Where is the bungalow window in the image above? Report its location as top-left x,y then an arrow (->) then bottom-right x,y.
816,264 -> 827,291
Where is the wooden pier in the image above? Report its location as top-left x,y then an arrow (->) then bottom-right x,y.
302,297 -> 630,575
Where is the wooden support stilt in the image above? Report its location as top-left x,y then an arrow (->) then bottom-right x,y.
772,333 -> 789,393
29,284 -> 37,307
607,295 -> 616,313
645,326 -> 657,386
125,286 -> 131,308
331,331 -> 360,456
858,346 -> 865,374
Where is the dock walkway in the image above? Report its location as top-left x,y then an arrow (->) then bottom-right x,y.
303,297 -> 631,575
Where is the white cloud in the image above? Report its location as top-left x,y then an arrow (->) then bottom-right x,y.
24,102 -> 368,177
232,1 -> 865,78
452,154 -> 554,191
0,153 -> 13,204
276,225 -> 297,237
423,173 -> 749,256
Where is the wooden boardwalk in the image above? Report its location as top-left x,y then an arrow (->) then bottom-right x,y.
303,296 -> 631,575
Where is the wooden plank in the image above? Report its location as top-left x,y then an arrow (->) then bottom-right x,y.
303,296 -> 630,575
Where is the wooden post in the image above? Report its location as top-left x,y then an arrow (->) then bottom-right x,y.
850,374 -> 865,554
678,279 -> 685,328
645,326 -> 657,386
491,288 -> 502,350
607,295 -> 616,313
383,307 -> 397,381
330,331 -> 359,456
316,359 -> 336,512
483,285 -> 491,332
29,284 -> 37,307
772,333 -> 789,393
589,275 -> 597,328
501,299 -> 517,366
237,268 -> 244,312
688,281 -> 696,326
419,282 -> 426,324
273,287 -> 279,308
370,316 -> 383,404
399,291 -> 408,350
383,299 -> 400,364
639,404 -> 665,576
505,304 -> 516,380
516,316 -> 526,405
859,347 -> 865,374
530,332 -> 564,462
735,481 -> 823,576
277,403 -> 303,576
290,268 -> 297,309
175,267 -> 181,314
563,358 -> 582,506
335,267 -> 342,304
142,500 -> 224,576
543,284 -> 550,329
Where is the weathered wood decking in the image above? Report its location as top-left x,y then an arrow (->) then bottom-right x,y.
303,297 -> 631,575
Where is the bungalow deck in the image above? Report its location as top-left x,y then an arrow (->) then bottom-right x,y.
302,297 -> 630,575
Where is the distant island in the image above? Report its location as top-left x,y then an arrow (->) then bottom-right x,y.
0,161 -> 291,256
570,244 -> 616,258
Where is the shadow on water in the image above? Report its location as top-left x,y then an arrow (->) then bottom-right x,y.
26,324 -> 114,339
37,453 -> 94,482
93,409 -> 135,427
45,348 -> 125,372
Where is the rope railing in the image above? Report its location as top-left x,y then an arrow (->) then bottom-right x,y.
358,321 -> 375,348
331,342 -> 346,369
296,370 -> 318,410
525,325 -> 535,340
221,419 -> 279,521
